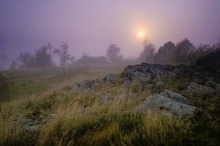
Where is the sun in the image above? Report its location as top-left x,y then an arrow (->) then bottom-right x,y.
137,31 -> 145,38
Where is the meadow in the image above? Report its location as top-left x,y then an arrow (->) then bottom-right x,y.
0,64 -> 219,146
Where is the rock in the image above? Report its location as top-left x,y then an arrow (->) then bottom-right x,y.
99,93 -> 113,100
205,80 -> 217,89
23,124 -> 43,132
135,72 -> 152,83
205,81 -> 220,96
70,79 -> 101,91
186,82 -> 215,97
155,81 -> 165,87
121,63 -> 175,82
48,114 -> 56,117
160,90 -> 191,104
18,118 -> 34,125
121,79 -> 132,88
135,90 -> 196,117
178,84 -> 189,90
103,74 -> 120,84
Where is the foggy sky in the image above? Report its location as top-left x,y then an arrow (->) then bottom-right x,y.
1,0 -> 220,62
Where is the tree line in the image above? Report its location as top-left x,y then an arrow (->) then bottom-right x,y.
139,38 -> 220,65
1,38 -> 220,70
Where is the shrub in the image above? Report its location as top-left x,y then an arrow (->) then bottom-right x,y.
0,73 -> 15,102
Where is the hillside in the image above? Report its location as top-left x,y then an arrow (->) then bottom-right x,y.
0,49 -> 220,145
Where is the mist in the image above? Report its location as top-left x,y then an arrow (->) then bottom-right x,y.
0,0 -> 220,69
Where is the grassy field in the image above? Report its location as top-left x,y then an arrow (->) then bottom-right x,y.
0,65 -> 220,145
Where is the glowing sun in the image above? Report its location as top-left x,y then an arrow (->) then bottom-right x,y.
137,31 -> 145,38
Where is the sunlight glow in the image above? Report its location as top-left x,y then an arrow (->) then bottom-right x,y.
137,31 -> 145,38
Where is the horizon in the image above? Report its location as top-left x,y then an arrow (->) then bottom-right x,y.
1,0 -> 220,66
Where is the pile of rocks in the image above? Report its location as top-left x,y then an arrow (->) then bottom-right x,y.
69,50 -> 220,117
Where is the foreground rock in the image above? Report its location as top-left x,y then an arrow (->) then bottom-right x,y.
135,90 -> 196,117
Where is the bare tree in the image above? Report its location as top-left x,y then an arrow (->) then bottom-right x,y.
54,42 -> 74,67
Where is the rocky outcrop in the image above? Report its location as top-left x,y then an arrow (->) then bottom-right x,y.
68,50 -> 220,117
135,90 -> 196,117
121,63 -> 176,83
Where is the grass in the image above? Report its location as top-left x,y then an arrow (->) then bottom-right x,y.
0,64 -> 220,145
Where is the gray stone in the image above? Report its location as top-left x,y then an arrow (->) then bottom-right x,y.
155,81 -> 165,87
122,79 -> 131,88
23,124 -> 42,132
205,80 -> 216,89
48,114 -> 56,117
134,72 -> 151,83
103,74 -> 120,84
71,79 -> 101,91
99,93 -> 113,100
121,63 -> 176,85
18,118 -> 34,125
135,90 -> 196,117
160,90 -> 190,104
186,82 -> 215,97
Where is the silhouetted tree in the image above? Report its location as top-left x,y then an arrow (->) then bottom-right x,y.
154,41 -> 175,64
18,43 -> 54,68
34,43 -> 54,67
18,52 -> 35,68
9,60 -> 18,70
139,39 -> 155,63
0,72 -> 14,101
106,44 -> 123,63
77,55 -> 108,65
174,38 -> 195,64
0,54 -> 9,70
54,42 -> 74,67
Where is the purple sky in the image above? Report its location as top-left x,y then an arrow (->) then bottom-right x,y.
0,0 -> 220,61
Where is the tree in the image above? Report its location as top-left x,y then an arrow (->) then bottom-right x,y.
77,55 -> 108,65
9,60 -> 18,70
54,42 -> 74,67
139,39 -> 155,63
0,54 -> 9,71
18,43 -> 54,68
18,52 -> 35,68
106,44 -> 123,63
154,41 -> 175,64
174,38 -> 195,64
34,43 -> 54,67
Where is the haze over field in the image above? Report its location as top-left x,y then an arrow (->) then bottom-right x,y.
0,0 -> 220,62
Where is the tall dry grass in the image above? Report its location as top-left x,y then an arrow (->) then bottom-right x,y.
0,65 -> 220,145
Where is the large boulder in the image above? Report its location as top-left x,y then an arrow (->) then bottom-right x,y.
135,90 -> 196,117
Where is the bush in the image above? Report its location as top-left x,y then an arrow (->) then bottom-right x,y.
0,73 -> 15,102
